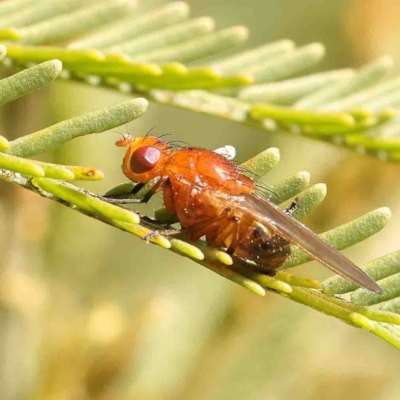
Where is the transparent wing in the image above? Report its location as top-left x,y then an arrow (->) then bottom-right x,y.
226,193 -> 382,293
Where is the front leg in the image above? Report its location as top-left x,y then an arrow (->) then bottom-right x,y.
98,179 -> 163,204
139,214 -> 179,231
99,177 -> 183,240
95,196 -> 143,204
142,228 -> 182,243
141,178 -> 183,240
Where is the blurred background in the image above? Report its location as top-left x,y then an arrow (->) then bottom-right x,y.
1,0 -> 400,399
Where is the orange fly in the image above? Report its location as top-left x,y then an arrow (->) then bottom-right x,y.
111,134 -> 382,294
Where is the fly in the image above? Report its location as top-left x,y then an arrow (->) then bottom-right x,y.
109,134 -> 382,294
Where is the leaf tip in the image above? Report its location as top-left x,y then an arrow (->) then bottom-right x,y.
171,239 -> 205,260
0,44 -> 7,58
275,280 -> 293,294
246,282 -> 266,296
131,97 -> 149,114
0,135 -> 9,151
150,235 -> 172,249
199,16 -> 216,31
309,42 -> 325,57
378,55 -> 394,70
233,25 -> 249,41
378,207 -> 392,221
256,274 -> 293,293
174,1 -> 190,16
282,39 -> 296,50
235,73 -> 254,85
267,147 -> 280,161
212,249 -> 233,266
315,182 -> 327,196
49,59 -> 63,74
298,170 -> 311,185
162,62 -> 187,75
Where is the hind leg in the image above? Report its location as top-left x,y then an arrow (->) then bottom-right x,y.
284,198 -> 298,216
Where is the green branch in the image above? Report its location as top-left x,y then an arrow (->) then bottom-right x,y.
1,1 -> 400,351
2,161 -> 400,348
0,58 -> 398,346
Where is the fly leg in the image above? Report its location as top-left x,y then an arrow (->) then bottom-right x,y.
183,212 -> 231,242
96,180 -> 162,204
144,208 -> 235,244
142,228 -> 182,243
64,186 -> 143,204
183,212 -> 243,254
227,219 -> 240,255
284,198 -> 298,216
95,197 -> 142,204
208,216 -> 238,248
141,177 -> 183,241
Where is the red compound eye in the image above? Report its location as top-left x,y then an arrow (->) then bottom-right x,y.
130,146 -> 161,173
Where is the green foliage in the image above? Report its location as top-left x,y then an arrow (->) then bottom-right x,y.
0,53 -> 400,349
1,1 -> 400,352
5,95 -> 148,157
0,58 -> 61,104
1,1 -> 400,160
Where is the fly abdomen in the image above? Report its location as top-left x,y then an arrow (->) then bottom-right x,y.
235,224 -> 291,275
